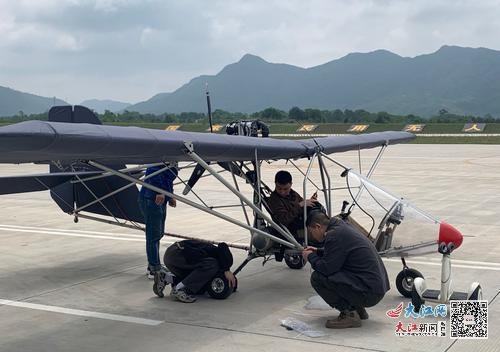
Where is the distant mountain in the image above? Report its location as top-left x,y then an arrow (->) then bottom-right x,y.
127,46 -> 500,117
0,86 -> 67,117
128,93 -> 171,114
80,99 -> 131,114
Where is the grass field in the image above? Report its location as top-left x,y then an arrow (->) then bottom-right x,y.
410,136 -> 500,144
2,121 -> 499,143
98,122 -> 500,144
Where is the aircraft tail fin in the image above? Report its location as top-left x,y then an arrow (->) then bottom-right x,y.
48,105 -> 102,124
47,105 -> 144,224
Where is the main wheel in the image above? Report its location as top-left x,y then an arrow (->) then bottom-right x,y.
233,277 -> 238,293
396,268 -> 423,298
284,254 -> 306,270
206,273 -> 233,300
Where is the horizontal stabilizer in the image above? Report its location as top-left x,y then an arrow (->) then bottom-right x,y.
0,171 -> 101,195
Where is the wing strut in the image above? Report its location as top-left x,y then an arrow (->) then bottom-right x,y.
182,142 -> 302,249
86,160 -> 300,249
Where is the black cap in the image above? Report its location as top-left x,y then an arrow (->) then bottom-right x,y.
217,242 -> 233,271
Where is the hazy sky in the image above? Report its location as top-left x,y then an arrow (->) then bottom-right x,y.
1,0 -> 499,104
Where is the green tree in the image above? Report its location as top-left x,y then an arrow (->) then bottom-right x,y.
100,110 -> 116,122
304,108 -> 322,122
375,111 -> 391,123
288,106 -> 305,121
258,107 -> 287,121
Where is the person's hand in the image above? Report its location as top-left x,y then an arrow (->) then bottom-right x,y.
311,191 -> 318,200
224,271 -> 236,287
302,249 -> 314,262
168,198 -> 177,207
304,246 -> 317,252
155,194 -> 165,205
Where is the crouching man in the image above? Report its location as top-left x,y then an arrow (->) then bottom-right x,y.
302,212 -> 390,328
155,240 -> 236,303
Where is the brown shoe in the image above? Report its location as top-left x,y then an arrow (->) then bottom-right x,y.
356,307 -> 369,320
325,310 -> 362,329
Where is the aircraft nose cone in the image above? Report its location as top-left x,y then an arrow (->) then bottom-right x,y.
438,222 -> 463,250
0,121 -> 55,152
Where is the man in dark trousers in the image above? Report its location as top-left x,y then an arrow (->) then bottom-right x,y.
268,170 -> 317,238
302,211 -> 390,328
138,164 -> 178,281
159,240 -> 236,303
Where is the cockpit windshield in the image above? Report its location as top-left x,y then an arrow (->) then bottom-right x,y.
344,170 -> 440,256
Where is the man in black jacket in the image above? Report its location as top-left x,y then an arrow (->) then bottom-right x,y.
157,240 -> 235,303
302,212 -> 390,328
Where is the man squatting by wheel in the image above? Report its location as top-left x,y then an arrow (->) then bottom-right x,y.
154,239 -> 236,303
302,211 -> 390,329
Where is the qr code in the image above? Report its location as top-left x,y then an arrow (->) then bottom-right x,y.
450,300 -> 488,339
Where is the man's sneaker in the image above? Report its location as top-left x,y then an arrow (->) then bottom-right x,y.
153,271 -> 167,298
325,310 -> 362,329
356,307 -> 369,320
147,265 -> 169,280
171,288 -> 197,303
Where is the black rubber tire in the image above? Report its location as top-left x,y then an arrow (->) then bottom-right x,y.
468,285 -> 482,300
206,273 -> 233,300
233,277 -> 238,293
396,268 -> 424,298
284,254 -> 306,270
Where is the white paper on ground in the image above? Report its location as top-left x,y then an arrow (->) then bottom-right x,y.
280,317 -> 325,338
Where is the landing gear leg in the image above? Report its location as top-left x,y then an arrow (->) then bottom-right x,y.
396,257 -> 424,298
233,253 -> 257,276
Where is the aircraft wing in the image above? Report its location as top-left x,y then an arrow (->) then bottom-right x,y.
0,120 -> 415,164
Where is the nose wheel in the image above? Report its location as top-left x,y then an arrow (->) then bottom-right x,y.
396,258 -> 423,298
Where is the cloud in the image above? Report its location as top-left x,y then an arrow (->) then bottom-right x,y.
0,0 -> 499,104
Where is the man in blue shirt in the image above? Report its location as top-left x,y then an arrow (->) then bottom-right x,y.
138,164 -> 178,281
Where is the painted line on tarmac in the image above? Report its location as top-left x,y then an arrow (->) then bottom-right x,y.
5,225 -> 497,269
0,223 -> 144,238
0,299 -> 163,326
0,226 -> 151,242
410,256 -> 500,267
0,225 -> 178,244
0,224 -> 248,247
384,258 -> 500,271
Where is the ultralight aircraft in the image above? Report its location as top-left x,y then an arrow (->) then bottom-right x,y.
0,106 -> 481,307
